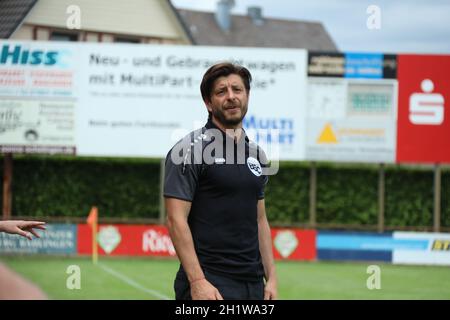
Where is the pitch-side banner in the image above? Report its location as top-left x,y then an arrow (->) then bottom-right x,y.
77,224 -> 176,257
392,232 -> 450,266
77,224 -> 316,261
0,41 -> 307,160
271,228 -> 316,261
0,223 -> 77,254
305,52 -> 398,163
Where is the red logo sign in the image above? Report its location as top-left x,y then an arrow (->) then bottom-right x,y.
271,228 -> 316,260
77,224 -> 317,261
397,55 -> 450,163
77,224 -> 176,257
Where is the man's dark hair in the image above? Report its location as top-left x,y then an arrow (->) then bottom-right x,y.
200,62 -> 252,104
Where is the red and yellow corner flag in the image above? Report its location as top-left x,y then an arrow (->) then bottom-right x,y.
87,206 -> 98,264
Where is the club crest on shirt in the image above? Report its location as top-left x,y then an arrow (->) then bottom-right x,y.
247,157 -> 262,176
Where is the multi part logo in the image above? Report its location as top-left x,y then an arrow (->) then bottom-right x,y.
0,44 -> 59,66
243,114 -> 295,145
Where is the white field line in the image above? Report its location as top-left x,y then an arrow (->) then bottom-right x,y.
98,263 -> 171,300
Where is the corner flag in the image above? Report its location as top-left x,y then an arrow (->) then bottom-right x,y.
87,206 -> 98,264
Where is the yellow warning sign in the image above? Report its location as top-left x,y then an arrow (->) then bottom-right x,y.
317,123 -> 338,144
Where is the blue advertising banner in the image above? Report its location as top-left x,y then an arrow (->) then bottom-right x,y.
318,233 -> 428,250
317,231 -> 413,262
317,231 -> 450,265
344,53 -> 383,79
0,223 -> 77,254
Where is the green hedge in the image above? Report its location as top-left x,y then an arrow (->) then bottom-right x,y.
385,167 -> 434,227
1,156 -> 449,228
443,172 -> 450,227
264,162 -> 310,224
316,165 -> 379,225
3,156 -> 160,219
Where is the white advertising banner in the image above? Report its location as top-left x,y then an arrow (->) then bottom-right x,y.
305,77 -> 398,163
0,41 -> 79,154
0,41 -> 307,160
392,232 -> 450,266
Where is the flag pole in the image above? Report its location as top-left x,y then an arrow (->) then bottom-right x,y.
87,206 -> 98,265
92,211 -> 98,265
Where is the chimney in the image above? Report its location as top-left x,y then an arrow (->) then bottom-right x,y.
215,0 -> 235,32
247,6 -> 264,26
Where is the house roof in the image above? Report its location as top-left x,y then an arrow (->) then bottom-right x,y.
177,8 -> 338,51
0,0 -> 37,38
0,0 -> 338,52
167,0 -> 195,44
0,0 -> 193,43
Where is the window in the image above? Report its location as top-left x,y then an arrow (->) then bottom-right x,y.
114,36 -> 141,43
50,31 -> 79,41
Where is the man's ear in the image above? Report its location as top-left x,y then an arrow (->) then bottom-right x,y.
204,101 -> 212,113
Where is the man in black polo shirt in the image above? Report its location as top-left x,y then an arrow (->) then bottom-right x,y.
164,62 -> 277,300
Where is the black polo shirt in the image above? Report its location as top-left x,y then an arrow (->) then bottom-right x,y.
164,119 -> 268,281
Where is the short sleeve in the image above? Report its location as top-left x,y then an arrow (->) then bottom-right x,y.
164,128 -> 206,201
257,146 -> 269,200
163,147 -> 200,202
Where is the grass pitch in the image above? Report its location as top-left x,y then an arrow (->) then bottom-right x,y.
1,256 -> 450,300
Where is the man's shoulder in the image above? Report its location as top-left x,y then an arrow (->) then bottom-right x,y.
169,127 -> 205,151
166,126 -> 213,163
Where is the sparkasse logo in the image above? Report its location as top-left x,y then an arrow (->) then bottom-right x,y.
0,44 -> 58,66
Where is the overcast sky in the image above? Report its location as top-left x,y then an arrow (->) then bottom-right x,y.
171,0 -> 450,54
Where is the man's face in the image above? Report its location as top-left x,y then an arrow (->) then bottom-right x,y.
206,74 -> 249,127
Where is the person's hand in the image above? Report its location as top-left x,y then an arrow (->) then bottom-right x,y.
0,220 -> 46,240
190,278 -> 223,300
264,277 -> 278,300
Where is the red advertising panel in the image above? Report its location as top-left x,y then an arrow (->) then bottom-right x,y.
397,55 -> 450,163
77,224 -> 176,257
78,224 -> 317,261
271,228 -> 316,261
